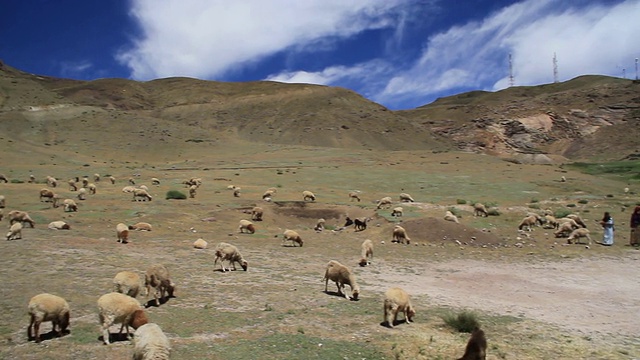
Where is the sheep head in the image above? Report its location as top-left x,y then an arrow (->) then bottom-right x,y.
240,260 -> 248,271
350,288 -> 360,301
358,258 -> 368,267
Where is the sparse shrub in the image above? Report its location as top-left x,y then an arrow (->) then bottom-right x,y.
528,204 -> 540,209
530,198 -> 539,203
166,190 -> 187,200
555,209 -> 573,218
456,199 -> 467,205
10,179 -> 24,184
487,209 -> 501,216
578,199 -> 589,204
264,304 -> 273,312
606,194 -> 614,198
442,310 -> 480,333
566,203 -> 576,208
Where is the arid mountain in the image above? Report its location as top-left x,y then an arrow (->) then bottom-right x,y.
1,61 -> 638,162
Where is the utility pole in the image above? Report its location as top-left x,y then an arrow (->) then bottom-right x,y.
553,53 -> 558,83
636,58 -> 638,80
508,53 -> 514,87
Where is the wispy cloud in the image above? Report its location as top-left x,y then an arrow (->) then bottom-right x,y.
59,60 -> 93,78
117,0 -> 415,80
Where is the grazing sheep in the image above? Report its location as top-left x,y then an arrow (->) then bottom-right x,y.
391,207 -> 403,217
68,179 -> 78,191
554,221 -> 579,238
348,191 -> 361,202
213,242 -> 249,272
323,260 -> 360,300
97,292 -> 148,345
129,222 -> 153,231
122,186 -> 137,193
93,173 -> 100,182
117,223 -> 130,244
302,190 -> 316,202
0,209 -> 3,221
82,177 -> 89,188
383,287 -> 416,328
233,188 -> 241,197
376,196 -> 393,209
473,203 -> 489,217
88,183 -> 97,194
132,323 -> 171,360
392,225 -> 411,244
0,195 -> 5,208
75,187 -> 87,201
567,228 -> 592,245
188,185 -> 197,198
566,214 -> 587,228
251,206 -> 263,221
138,185 -> 149,192
517,215 -> 538,231
0,174 -> 8,183
145,264 -> 175,306
457,327 -> 487,360
48,221 -> 70,230
8,210 -> 35,227
46,176 -> 57,188
151,178 -> 160,185
109,176 -> 116,184
6,222 -> 22,240
39,188 -> 56,203
557,218 -> 580,230
193,238 -> 208,249
399,193 -> 415,202
542,215 -> 560,229
183,178 -> 202,187
444,210 -> 460,223
359,239 -> 373,267
561,175 -> 567,182
61,199 -> 78,212
314,218 -> 325,232
28,174 -> 35,183
114,271 -> 145,298
133,189 -> 153,202
129,177 -> 136,185
262,189 -> 276,201
354,217 -> 370,231
238,219 -> 256,234
282,229 -> 304,247
27,293 -> 70,343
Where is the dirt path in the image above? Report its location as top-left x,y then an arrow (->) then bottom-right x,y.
365,253 -> 640,339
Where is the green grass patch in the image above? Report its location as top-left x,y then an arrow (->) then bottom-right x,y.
166,190 -> 187,200
441,310 -> 481,333
566,160 -> 640,180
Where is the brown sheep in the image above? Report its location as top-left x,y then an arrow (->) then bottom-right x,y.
517,215 -> 538,231
392,225 -> 410,244
97,292 -> 148,345
145,264 -> 176,306
358,239 -> 373,267
282,229 -> 303,247
457,327 -> 487,360
348,191 -> 361,202
116,223 -> 130,244
376,196 -> 393,209
128,222 -> 153,231
27,293 -> 70,343
383,287 -> 416,328
473,203 -> 489,217
567,228 -> 592,245
8,210 -> 35,228
251,206 -> 263,221
238,219 -> 256,234
323,260 -> 360,300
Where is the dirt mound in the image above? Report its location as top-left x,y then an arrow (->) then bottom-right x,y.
399,217 -> 502,246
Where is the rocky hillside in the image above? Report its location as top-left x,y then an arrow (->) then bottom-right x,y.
1,61 -> 638,162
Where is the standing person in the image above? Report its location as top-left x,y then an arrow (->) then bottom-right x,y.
599,212 -> 615,246
630,206 -> 640,246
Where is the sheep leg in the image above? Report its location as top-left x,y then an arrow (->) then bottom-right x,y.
101,316 -> 114,344
33,319 -> 41,342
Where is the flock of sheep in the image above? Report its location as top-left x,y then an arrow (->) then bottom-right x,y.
1,171 -> 504,359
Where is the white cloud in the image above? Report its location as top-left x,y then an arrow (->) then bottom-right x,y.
376,0 -> 640,107
59,60 -> 93,78
117,0 -> 413,80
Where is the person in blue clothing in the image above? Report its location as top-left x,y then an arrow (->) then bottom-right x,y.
599,212 -> 614,246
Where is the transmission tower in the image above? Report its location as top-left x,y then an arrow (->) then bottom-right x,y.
508,53 -> 514,87
553,52 -> 558,83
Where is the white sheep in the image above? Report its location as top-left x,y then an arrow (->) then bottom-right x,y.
554,221 -> 579,238
27,293 -> 70,343
391,206 -> 403,217
302,190 -> 316,202
133,189 -> 153,202
88,183 -> 97,194
117,223 -> 130,244
251,206 -> 263,221
82,177 -> 89,188
233,187 -> 241,197
114,271 -> 145,298
139,185 -> 149,191
129,222 -> 153,231
567,228 -> 592,245
444,210 -> 460,223
542,215 -> 559,229
109,176 -> 116,184
27,174 -> 35,183
314,218 -> 326,232
39,188 -> 56,203
77,187 -> 87,200
517,215 -> 538,231
213,242 -> 249,272
566,214 -> 587,228
193,238 -> 208,249
93,173 -> 100,182
8,210 -> 35,228
282,229 -> 304,247
97,292 -> 148,345
348,191 -> 361,202
383,287 -> 416,328
399,193 -> 414,202
473,203 -> 489,217
376,196 -> 393,209
392,225 -> 411,244
68,179 -> 78,191
262,189 -> 276,200
6,222 -> 22,240
0,174 -> 8,183
323,260 -> 360,300
132,323 -> 171,360
129,177 -> 136,185
188,185 -> 197,198
358,239 -> 373,267
48,221 -> 70,230
238,219 -> 256,234
151,178 -> 161,185
122,186 -> 137,193
46,176 -> 57,188
145,264 -> 175,306
63,199 -> 78,212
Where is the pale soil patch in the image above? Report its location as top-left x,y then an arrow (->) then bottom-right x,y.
364,254 -> 640,341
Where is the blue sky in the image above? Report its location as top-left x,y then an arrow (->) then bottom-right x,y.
1,0 -> 638,110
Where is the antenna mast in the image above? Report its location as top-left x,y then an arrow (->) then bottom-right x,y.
553,52 -> 558,83
508,53 -> 514,87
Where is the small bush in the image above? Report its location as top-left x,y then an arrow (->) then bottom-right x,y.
528,204 -> 540,209
166,190 -> 187,200
577,199 -> 589,204
456,199 -> 467,205
487,209 -> 501,216
566,203 -> 576,208
10,179 -> 24,184
530,198 -> 539,203
555,209 -> 573,218
442,310 -> 480,333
